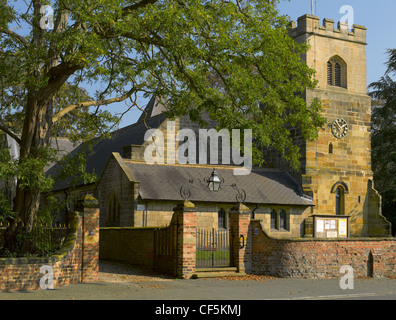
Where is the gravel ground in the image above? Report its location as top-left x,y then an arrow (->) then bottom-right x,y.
98,260 -> 176,283
2,261 -> 396,300
98,260 -> 278,283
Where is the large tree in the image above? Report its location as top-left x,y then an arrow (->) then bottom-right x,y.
368,49 -> 396,234
0,0 -> 324,236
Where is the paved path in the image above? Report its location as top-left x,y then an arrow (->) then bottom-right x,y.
1,261 -> 396,300
2,277 -> 396,300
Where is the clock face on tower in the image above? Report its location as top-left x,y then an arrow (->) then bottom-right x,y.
331,118 -> 348,139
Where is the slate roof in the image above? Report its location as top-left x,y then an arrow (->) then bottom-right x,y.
137,95 -> 168,123
47,96 -> 168,191
3,134 -> 78,172
47,94 -> 312,208
125,161 -> 313,206
46,138 -> 81,172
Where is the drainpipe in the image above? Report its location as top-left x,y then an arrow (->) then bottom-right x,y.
252,204 -> 259,220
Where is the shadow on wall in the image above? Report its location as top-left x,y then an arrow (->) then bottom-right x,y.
365,179 -> 392,237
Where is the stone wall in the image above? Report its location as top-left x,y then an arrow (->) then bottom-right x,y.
289,15 -> 367,95
136,201 -> 222,229
284,15 -> 391,237
302,90 -> 382,236
96,153 -> 135,227
253,205 -> 312,238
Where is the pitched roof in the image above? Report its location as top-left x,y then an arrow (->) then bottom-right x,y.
123,160 -> 313,206
46,138 -> 81,172
137,95 -> 167,123
47,96 -> 167,191
2,133 -> 78,172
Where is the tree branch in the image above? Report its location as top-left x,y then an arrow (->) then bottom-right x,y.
0,27 -> 28,46
0,122 -> 22,145
52,88 -> 136,123
122,0 -> 158,16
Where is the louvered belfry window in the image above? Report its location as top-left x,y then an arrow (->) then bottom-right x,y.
327,61 -> 333,85
327,58 -> 344,88
334,62 -> 341,86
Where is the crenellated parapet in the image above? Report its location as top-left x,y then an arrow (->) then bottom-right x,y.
289,14 -> 366,45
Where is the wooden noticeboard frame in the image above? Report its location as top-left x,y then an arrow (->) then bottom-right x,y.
313,215 -> 350,239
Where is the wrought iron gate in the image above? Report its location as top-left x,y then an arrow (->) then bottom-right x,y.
154,221 -> 178,276
196,228 -> 231,268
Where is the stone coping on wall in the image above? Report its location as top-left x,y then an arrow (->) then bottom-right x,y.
100,227 -> 159,230
251,219 -> 395,242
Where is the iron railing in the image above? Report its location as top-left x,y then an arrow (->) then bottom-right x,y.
0,222 -> 71,257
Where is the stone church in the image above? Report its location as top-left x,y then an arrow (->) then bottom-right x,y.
44,14 -> 390,238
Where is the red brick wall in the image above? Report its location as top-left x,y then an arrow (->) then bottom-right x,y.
0,198 -> 99,291
81,205 -> 100,282
175,201 -> 196,279
230,203 -> 251,273
251,220 -> 396,278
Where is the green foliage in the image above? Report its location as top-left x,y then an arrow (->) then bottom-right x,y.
0,148 -> 15,182
0,146 -> 54,193
0,0 -> 324,171
0,0 -> 326,230
17,148 -> 55,193
0,190 -> 15,223
368,49 -> 396,234
52,83 -> 119,142
0,226 -> 67,258
52,143 -> 98,189
36,195 -> 59,225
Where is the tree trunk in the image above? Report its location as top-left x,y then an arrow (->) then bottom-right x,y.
3,93 -> 54,253
20,93 -> 52,219
1,4 -> 78,254
3,187 -> 40,254
8,61 -> 79,237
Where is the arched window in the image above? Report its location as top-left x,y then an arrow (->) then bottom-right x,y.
329,142 -> 333,154
218,207 -> 226,229
327,57 -> 346,88
279,209 -> 288,230
335,187 -> 345,215
270,209 -> 277,230
106,193 -> 120,226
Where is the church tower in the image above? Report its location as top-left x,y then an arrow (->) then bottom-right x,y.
288,15 -> 391,237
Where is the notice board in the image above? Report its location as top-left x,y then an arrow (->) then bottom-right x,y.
313,215 -> 350,239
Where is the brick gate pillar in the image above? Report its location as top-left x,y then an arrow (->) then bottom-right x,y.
76,194 -> 100,283
174,200 -> 197,279
229,203 -> 251,274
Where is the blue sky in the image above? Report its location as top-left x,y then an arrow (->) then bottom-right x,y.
277,0 -> 396,87
9,0 -> 395,128
115,0 -> 396,127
